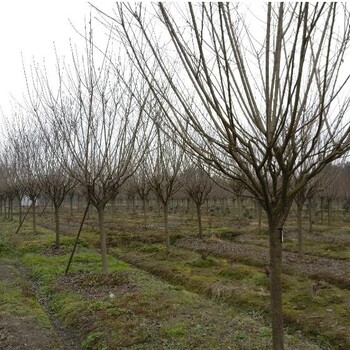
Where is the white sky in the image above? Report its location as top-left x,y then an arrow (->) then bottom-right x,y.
0,0 -> 100,118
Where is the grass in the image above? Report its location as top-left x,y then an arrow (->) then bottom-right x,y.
0,258 -> 52,327
2,204 -> 350,349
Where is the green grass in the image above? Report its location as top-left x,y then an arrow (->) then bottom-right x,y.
2,206 -> 350,349
0,258 -> 52,327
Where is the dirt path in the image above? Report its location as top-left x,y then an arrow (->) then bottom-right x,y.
0,260 -> 81,350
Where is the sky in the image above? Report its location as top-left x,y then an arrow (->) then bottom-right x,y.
0,0 -> 100,118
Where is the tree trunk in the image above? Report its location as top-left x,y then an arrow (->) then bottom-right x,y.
196,203 -> 203,239
258,202 -> 262,233
164,204 -> 170,253
4,198 -> 7,220
18,196 -> 22,224
97,206 -> 108,274
32,198 -> 37,234
237,197 -> 242,222
9,197 -> 13,221
296,204 -> 303,256
320,197 -> 324,224
142,197 -> 147,230
308,199 -> 313,234
268,216 -> 284,350
54,203 -> 60,250
69,195 -> 74,216
327,198 -> 332,226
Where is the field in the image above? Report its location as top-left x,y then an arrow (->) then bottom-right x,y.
1,199 -> 350,349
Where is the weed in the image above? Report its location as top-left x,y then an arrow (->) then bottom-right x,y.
82,331 -> 106,350
188,257 -> 217,267
164,324 -> 185,337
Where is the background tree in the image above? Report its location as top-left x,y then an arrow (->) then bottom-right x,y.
132,166 -> 152,230
6,118 -> 42,234
102,3 -> 350,349
35,135 -> 76,250
182,161 -> 212,238
145,124 -> 184,253
26,26 -> 151,273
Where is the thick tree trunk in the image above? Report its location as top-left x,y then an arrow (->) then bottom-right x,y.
327,198 -> 332,226
164,204 -> 170,253
196,203 -> 203,239
257,202 -> 262,233
296,204 -> 303,256
308,199 -> 313,234
268,216 -> 284,350
32,198 -> 37,234
142,197 -> 147,230
69,195 -> 74,216
17,196 -> 22,224
320,197 -> 324,224
97,207 -> 108,274
9,198 -> 13,221
54,203 -> 60,250
237,197 -> 242,221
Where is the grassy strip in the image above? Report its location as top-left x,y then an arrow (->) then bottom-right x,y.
2,219 -> 321,350
107,241 -> 350,350
0,256 -> 63,349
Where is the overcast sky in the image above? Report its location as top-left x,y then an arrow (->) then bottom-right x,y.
0,0 -> 99,117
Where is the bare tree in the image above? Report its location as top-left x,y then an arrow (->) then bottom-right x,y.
97,3 -> 350,348
182,162 -> 212,238
35,135 -> 76,250
132,166 -> 152,230
26,24 -> 151,273
6,119 -> 42,234
145,125 -> 184,253
294,176 -> 321,256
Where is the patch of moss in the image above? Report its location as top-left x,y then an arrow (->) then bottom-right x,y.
188,257 -> 217,267
82,331 -> 107,350
219,264 -> 254,280
164,323 -> 185,337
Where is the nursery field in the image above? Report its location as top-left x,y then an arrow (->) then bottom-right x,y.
1,201 -> 350,349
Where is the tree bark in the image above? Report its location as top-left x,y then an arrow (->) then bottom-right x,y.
32,198 -> 37,234
296,204 -> 303,256
17,196 -> 22,224
69,195 -> 74,216
97,206 -> 108,273
320,197 -> 324,224
308,199 -> 313,234
196,203 -> 203,239
54,203 -> 60,250
327,198 -> 332,226
164,204 -> 170,253
268,216 -> 284,350
142,198 -> 147,230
